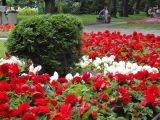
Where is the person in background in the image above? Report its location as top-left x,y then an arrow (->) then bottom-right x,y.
156,7 -> 160,17
98,7 -> 110,23
148,7 -> 154,18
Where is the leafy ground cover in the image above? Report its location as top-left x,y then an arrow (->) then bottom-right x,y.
0,40 -> 6,57
0,31 -> 159,119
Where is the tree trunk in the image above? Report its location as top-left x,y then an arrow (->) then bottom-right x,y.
135,0 -> 141,14
44,0 -> 55,14
119,0 -> 128,17
2,0 -> 6,6
110,0 -> 117,17
123,0 -> 128,17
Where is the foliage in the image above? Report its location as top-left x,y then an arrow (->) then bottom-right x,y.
6,0 -> 36,8
16,15 -> 33,24
0,26 -> 160,119
0,41 -> 6,57
56,1 -> 81,14
18,8 -> 38,16
6,14 -> 83,76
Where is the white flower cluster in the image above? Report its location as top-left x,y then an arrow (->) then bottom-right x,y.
0,56 -> 25,66
80,55 -> 159,75
50,71 -> 82,83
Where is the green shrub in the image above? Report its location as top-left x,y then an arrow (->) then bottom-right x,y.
18,8 -> 38,16
17,15 -> 33,24
6,14 -> 83,76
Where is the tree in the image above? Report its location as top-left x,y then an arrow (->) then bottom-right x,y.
119,0 -> 129,17
44,0 -> 55,14
2,0 -> 6,5
110,0 -> 117,17
135,0 -> 141,14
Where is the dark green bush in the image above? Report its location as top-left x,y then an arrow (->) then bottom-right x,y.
6,14 -> 83,76
17,15 -> 33,24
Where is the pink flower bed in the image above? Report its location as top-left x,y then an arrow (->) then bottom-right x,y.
128,18 -> 160,24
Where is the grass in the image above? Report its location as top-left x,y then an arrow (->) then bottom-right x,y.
0,40 -> 6,58
112,12 -> 147,22
76,14 -> 97,25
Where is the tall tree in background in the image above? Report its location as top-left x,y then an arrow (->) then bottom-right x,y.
135,0 -> 141,14
2,0 -> 6,5
92,0 -> 109,13
44,0 -> 55,14
119,0 -> 129,17
110,0 -> 117,17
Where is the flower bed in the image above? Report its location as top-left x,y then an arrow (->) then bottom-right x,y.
128,18 -> 160,24
0,24 -> 15,32
0,30 -> 159,119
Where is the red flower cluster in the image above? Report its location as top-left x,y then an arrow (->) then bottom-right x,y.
82,30 -> 160,69
0,24 -> 15,32
0,30 -> 159,119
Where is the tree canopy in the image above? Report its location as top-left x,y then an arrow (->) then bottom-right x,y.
2,0 -> 160,16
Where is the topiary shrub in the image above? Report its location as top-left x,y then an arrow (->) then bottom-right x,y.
6,14 -> 83,76
18,8 -> 38,16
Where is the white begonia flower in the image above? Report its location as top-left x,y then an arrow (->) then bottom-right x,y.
118,61 -> 126,67
96,65 -> 101,70
102,56 -> 110,63
142,65 -> 151,72
0,58 -> 5,64
0,56 -> 25,66
80,55 -> 92,68
74,73 -> 80,77
80,61 -> 90,68
109,55 -> 116,62
29,64 -> 42,74
9,56 -> 25,66
112,62 -> 118,67
80,55 -> 159,75
126,62 -> 132,69
82,55 -> 89,61
110,55 -> 116,59
29,64 -> 34,72
150,67 -> 159,73
93,57 -> 102,67
104,63 -> 109,68
117,67 -> 126,74
107,65 -> 116,75
50,71 -> 59,83
65,73 -> 73,81
103,68 -> 108,75
32,65 -> 42,74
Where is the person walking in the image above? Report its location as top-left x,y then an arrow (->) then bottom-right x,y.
98,7 -> 110,23
148,7 -> 154,18
156,7 -> 160,17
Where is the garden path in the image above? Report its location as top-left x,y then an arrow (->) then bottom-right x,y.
84,22 -> 160,36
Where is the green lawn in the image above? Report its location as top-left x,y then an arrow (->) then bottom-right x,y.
0,40 -> 6,58
78,12 -> 160,29
112,12 -> 147,22
76,14 -> 97,25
